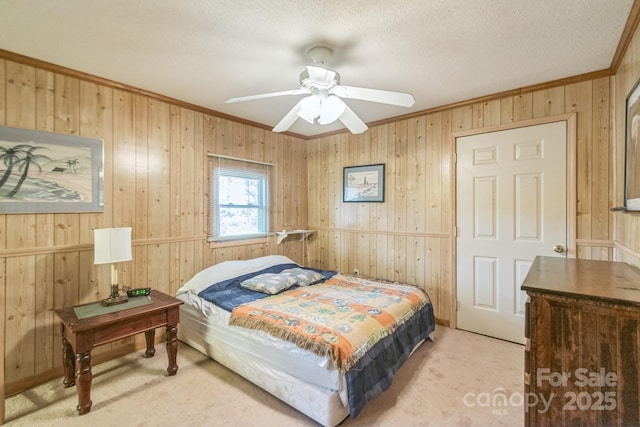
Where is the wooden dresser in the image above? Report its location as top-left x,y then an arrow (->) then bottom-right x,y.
522,256 -> 640,426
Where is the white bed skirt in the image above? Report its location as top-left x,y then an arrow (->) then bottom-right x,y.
177,293 -> 350,427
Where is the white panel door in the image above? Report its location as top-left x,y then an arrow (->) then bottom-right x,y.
456,121 -> 567,344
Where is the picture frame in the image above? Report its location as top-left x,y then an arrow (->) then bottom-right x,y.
343,163 -> 385,203
0,125 -> 104,213
625,79 -> 640,211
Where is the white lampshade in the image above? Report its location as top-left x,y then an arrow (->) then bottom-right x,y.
94,227 -> 132,264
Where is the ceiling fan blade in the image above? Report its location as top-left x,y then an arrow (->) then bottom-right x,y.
339,104 -> 368,134
306,65 -> 337,87
272,100 -> 304,132
226,89 -> 308,103
332,85 -> 415,107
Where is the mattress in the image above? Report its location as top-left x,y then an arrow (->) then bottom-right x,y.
177,291 -> 351,426
175,255 -> 433,426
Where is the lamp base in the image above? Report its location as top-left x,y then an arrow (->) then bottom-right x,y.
101,295 -> 128,306
102,283 -> 128,306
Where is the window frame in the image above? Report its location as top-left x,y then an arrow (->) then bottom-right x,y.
207,154 -> 272,242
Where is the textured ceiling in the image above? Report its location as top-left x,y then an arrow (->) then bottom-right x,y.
0,0 -> 635,137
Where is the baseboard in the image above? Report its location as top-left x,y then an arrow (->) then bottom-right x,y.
435,317 -> 450,327
4,340 -> 150,397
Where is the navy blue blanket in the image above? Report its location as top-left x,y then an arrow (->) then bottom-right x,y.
197,265 -> 436,418
346,302 -> 435,417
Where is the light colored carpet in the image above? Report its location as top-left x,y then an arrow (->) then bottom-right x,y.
4,327 -> 524,427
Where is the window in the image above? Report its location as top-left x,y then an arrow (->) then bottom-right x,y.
208,155 -> 271,242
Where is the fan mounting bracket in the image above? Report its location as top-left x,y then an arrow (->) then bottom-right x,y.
308,45 -> 333,65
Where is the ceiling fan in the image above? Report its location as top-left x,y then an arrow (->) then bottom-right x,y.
226,46 -> 416,134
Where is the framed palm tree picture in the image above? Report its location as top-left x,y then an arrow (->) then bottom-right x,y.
0,125 -> 103,213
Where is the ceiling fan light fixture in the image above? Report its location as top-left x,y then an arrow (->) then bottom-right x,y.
319,95 -> 345,125
297,95 -> 321,123
228,45 -> 414,134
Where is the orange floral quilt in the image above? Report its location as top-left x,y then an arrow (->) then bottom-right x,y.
229,273 -> 431,372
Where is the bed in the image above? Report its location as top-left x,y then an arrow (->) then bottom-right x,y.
175,255 -> 436,426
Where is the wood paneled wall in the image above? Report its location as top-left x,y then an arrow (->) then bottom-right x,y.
0,57 -> 309,398
613,16 -> 640,270
1,28 -> 637,412
306,77 -> 613,325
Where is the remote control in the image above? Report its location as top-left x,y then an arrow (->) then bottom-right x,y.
127,287 -> 151,297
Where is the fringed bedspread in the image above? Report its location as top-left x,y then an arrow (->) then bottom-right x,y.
229,273 -> 431,372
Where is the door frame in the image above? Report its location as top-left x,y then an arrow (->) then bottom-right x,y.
449,113 -> 577,329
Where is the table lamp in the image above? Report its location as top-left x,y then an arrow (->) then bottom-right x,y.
94,227 -> 132,306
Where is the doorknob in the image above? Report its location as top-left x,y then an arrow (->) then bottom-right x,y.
553,244 -> 565,253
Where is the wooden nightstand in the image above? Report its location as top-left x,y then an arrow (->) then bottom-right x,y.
54,290 -> 183,415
